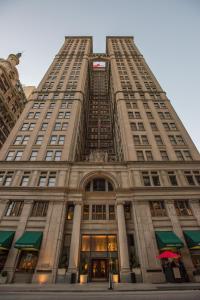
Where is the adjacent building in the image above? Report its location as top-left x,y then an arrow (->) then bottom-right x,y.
0,36 -> 200,284
0,53 -> 27,148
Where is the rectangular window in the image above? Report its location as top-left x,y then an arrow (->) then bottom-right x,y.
41,123 -> 48,131
15,151 -> 23,161
14,136 -> 23,145
160,151 -> 169,161
31,201 -> 48,217
92,205 -> 106,220
83,205 -> 89,220
35,135 -> 44,145
136,151 -> 144,161
58,135 -> 65,145
150,201 -> 167,217
168,171 -> 178,186
45,151 -> 53,161
38,175 -> 47,187
109,205 -> 115,220
142,171 -> 160,186
3,175 -> 13,186
174,200 -> 192,216
48,175 -> 56,187
54,151 -> 62,161
20,175 -> 30,187
150,122 -> 158,131
155,135 -> 163,146
6,151 -> 15,161
67,204 -> 74,220
146,151 -> 153,161
175,150 -> 184,161
5,201 -> 23,216
29,150 -> 38,161
45,112 -> 52,119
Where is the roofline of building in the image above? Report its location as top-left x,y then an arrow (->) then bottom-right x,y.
65,36 -> 93,52
106,36 -> 134,53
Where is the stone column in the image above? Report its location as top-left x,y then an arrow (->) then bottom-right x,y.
67,201 -> 82,281
116,200 -> 131,282
4,200 -> 33,283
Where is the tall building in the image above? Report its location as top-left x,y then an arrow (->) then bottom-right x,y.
0,53 -> 27,148
0,36 -> 200,285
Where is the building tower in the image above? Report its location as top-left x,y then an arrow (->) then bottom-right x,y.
0,53 -> 27,148
0,36 -> 200,285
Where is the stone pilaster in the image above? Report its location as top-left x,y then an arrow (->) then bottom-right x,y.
67,199 -> 82,282
116,199 -> 131,282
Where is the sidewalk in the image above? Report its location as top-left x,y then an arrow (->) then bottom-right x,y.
0,282 -> 200,293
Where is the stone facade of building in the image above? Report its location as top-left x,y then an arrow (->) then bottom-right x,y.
0,36 -> 200,285
0,53 -> 27,148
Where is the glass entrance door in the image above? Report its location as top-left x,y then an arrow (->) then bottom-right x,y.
91,259 -> 108,281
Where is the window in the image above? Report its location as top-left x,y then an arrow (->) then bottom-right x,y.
58,112 -> 71,119
15,151 -> 23,161
174,200 -> 192,216
55,151 -> 62,161
146,112 -> 153,119
40,123 -> 48,131
124,204 -> 131,220
45,151 -> 53,161
168,171 -> 178,186
130,122 -> 145,131
141,135 -> 149,145
150,122 -> 158,131
142,171 -> 161,186
38,175 -> 47,187
54,122 -> 68,131
160,151 -> 169,161
175,150 -> 184,161
48,174 -> 56,186
45,112 -> 52,119
29,150 -> 38,161
67,204 -> 74,220
109,205 -> 115,220
136,151 -> 144,161
6,151 -> 15,161
21,123 -> 35,131
31,201 -> 48,217
50,135 -> 57,145
14,135 -> 29,145
175,150 -> 192,161
20,175 -> 30,187
58,135 -> 65,145
38,172 -> 56,187
184,150 -> 193,161
150,201 -> 167,217
92,205 -> 106,220
146,151 -> 153,161
49,102 -> 56,109
45,150 -> 62,161
35,135 -> 44,145
3,175 -> 13,186
184,171 -> 200,186
5,201 -> 23,216
83,205 -> 89,220
85,178 -> 114,192
155,135 -> 163,145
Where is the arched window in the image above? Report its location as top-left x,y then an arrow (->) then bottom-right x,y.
85,178 -> 114,192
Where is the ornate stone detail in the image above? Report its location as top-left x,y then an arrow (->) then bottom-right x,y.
87,150 -> 108,162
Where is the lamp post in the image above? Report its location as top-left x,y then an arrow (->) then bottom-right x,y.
108,243 -> 113,290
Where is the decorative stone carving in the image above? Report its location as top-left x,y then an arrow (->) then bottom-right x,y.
88,150 -> 108,162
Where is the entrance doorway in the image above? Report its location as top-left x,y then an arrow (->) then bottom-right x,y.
91,259 -> 108,281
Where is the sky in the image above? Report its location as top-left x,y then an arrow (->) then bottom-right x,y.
0,0 -> 200,151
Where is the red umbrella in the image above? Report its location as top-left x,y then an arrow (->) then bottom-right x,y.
156,251 -> 180,259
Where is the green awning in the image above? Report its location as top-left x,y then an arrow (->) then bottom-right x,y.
155,231 -> 184,250
184,231 -> 200,249
15,231 -> 43,251
0,231 -> 15,250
